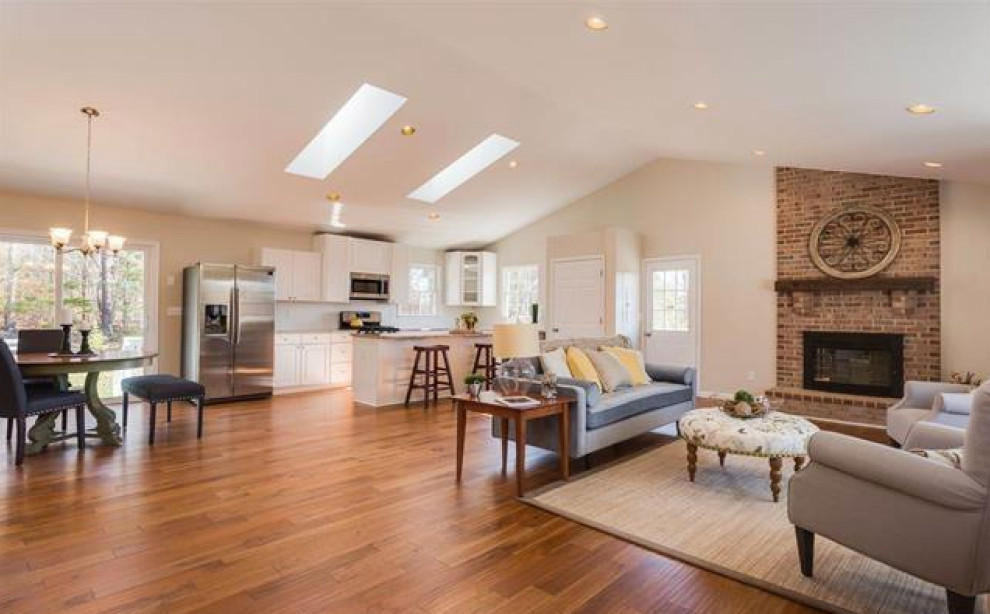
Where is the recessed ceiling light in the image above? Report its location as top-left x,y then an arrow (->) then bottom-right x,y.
508,159 -> 518,169
752,149 -> 766,156
286,83 -> 407,180
408,134 -> 520,203
906,103 -> 936,115
693,101 -> 710,110
923,161 -> 943,168
428,212 -> 440,221
400,125 -> 416,136
584,16 -> 608,31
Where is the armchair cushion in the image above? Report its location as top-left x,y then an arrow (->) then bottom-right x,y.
939,391 -> 974,415
807,431 -> 985,510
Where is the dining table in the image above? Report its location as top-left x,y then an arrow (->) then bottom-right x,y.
15,349 -> 159,455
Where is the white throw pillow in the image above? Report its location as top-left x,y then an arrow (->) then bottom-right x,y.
540,348 -> 572,379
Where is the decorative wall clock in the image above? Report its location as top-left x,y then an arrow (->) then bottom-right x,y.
808,205 -> 901,279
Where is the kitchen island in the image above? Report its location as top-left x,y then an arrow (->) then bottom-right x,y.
351,331 -> 493,407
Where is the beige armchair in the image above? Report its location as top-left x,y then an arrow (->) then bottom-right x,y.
789,381 -> 990,614
887,380 -> 973,446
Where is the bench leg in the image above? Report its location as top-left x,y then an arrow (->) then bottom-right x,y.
122,392 -> 129,429
148,402 -> 157,446
196,397 -> 204,439
167,401 -> 172,423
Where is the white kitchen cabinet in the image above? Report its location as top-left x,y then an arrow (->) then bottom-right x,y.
274,332 -> 352,392
446,251 -> 497,306
300,343 -> 331,386
259,248 -> 322,302
274,334 -> 301,387
313,234 -> 350,303
349,238 -> 393,275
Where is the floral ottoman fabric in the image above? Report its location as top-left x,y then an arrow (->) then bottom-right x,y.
679,408 -> 819,458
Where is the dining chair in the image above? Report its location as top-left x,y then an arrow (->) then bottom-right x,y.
0,339 -> 87,465
6,329 -> 72,442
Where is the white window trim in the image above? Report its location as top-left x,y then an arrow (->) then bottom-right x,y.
398,262 -> 439,317
501,264 -> 540,322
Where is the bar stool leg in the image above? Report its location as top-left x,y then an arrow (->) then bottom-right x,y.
441,348 -> 456,397
423,349 -> 433,409
405,349 -> 422,408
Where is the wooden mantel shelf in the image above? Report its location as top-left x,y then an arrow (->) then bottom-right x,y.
774,276 -> 938,293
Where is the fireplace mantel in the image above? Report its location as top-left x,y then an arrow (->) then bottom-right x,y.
774,276 -> 937,294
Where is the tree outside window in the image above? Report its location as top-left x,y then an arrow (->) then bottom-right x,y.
501,265 -> 539,323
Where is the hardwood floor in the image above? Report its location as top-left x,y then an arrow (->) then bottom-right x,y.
1,390 -> 819,613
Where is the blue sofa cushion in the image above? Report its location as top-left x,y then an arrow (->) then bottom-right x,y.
587,382 -> 693,430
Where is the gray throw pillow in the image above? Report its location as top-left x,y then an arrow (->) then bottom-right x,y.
585,349 -> 632,393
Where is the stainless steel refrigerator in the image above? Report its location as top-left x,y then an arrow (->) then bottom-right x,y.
181,264 -> 275,403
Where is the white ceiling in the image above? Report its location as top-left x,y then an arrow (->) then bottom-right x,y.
1,2 -> 988,248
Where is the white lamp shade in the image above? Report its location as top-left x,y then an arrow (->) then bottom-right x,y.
87,230 -> 108,248
493,323 -> 540,359
107,235 -> 126,252
49,227 -> 72,247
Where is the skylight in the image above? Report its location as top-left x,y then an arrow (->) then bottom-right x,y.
286,84 -> 407,180
407,134 -> 520,203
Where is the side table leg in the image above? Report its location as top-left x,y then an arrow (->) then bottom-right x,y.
515,418 -> 526,496
500,417 -> 509,478
770,457 -> 783,502
455,404 -> 466,483
686,442 -> 698,482
558,406 -> 570,480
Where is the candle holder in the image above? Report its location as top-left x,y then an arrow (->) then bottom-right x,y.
58,324 -> 74,356
77,329 -> 95,356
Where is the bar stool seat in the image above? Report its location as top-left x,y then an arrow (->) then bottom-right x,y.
471,342 -> 496,389
121,374 -> 206,446
405,345 -> 456,408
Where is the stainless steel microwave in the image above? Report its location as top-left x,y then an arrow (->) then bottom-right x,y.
349,273 -> 390,302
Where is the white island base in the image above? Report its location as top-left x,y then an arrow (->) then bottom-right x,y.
351,332 -> 493,407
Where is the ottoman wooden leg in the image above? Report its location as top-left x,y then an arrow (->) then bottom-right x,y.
794,456 -> 806,472
686,443 -> 698,482
769,457 -> 783,502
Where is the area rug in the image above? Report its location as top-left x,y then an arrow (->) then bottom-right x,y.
525,442 -> 986,614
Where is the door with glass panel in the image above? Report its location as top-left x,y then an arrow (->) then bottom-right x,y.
643,256 -> 700,375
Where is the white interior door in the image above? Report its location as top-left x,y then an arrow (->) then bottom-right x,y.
550,257 -> 605,339
644,257 -> 700,373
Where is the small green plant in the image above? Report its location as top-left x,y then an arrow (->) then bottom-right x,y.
464,374 -> 487,385
734,389 -> 756,405
460,311 -> 479,330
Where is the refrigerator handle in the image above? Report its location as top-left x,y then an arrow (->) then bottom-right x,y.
231,286 -> 240,346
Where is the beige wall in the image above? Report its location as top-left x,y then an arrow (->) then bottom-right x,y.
0,191 -> 312,375
941,181 -> 990,378
485,158 -> 777,394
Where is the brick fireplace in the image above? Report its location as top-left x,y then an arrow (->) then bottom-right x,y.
769,167 -> 940,425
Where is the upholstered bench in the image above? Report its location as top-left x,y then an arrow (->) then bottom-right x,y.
121,375 -> 206,445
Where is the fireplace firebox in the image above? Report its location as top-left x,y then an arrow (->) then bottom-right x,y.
803,332 -> 904,398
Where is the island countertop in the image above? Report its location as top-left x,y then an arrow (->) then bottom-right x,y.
353,330 -> 492,341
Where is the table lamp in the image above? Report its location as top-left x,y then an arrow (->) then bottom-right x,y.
492,323 -> 540,396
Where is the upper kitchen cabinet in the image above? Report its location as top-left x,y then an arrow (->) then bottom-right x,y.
259,248 -> 321,302
349,238 -> 393,275
313,234 -> 350,303
446,251 -> 496,307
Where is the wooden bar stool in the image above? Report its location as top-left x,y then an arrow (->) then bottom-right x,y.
405,345 -> 456,408
471,343 -> 497,389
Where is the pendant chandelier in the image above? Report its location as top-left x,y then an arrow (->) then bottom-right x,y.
49,107 -> 126,255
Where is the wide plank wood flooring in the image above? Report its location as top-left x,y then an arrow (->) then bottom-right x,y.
1,390 -> 820,613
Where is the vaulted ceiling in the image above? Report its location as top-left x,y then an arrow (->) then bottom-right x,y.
1,2 -> 988,248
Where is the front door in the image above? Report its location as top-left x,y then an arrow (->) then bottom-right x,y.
549,257 -> 605,339
644,256 -> 700,377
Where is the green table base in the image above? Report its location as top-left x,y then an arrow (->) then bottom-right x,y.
27,371 -> 123,454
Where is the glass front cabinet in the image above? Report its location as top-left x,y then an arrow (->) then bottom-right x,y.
445,251 -> 497,307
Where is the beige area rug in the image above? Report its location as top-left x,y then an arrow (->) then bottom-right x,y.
526,442 -> 986,614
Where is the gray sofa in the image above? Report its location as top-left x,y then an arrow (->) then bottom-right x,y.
492,335 -> 696,459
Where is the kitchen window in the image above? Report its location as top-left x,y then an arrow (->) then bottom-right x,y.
501,265 -> 539,322
0,230 -> 159,396
399,263 -> 439,317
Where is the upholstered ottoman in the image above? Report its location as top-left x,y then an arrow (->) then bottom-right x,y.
121,374 -> 206,445
678,408 -> 819,502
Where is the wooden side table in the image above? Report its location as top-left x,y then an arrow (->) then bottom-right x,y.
453,394 -> 572,496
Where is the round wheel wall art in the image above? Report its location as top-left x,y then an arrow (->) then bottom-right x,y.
808,205 -> 902,279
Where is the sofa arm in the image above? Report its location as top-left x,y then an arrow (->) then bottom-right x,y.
646,364 -> 696,388
904,422 -> 966,450
807,431 -> 985,510
894,381 -> 972,412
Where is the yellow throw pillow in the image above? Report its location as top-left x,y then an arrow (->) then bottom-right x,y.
565,346 -> 602,390
603,346 -> 651,386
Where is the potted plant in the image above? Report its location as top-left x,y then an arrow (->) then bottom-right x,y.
465,374 -> 486,398
460,311 -> 478,331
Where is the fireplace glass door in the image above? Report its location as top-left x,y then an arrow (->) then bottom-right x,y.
803,332 -> 904,398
